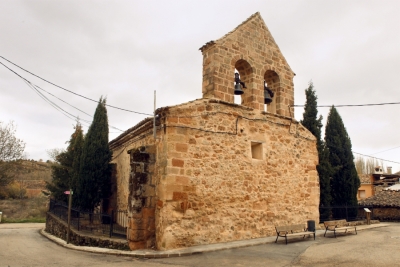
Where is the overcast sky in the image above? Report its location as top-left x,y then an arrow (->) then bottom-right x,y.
1,0 -> 400,172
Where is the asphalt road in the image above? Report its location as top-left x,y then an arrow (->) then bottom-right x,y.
0,223 -> 400,267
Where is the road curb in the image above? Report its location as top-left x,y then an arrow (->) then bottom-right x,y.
39,223 -> 391,259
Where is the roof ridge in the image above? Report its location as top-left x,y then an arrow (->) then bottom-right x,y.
215,12 -> 261,43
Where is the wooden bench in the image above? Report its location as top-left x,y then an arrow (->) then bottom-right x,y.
323,219 -> 357,238
275,224 -> 315,244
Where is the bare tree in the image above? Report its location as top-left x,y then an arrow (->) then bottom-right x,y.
46,148 -> 65,162
355,156 -> 366,174
0,121 -> 26,186
354,156 -> 385,174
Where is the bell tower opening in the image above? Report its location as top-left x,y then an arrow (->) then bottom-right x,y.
234,60 -> 253,107
200,12 -> 294,116
264,70 -> 280,114
234,69 -> 243,105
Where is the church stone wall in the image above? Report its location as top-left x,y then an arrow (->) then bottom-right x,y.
155,99 -> 319,250
110,12 -> 320,251
110,119 -> 159,250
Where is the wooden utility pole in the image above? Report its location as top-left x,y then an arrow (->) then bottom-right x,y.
66,189 -> 73,244
153,90 -> 156,139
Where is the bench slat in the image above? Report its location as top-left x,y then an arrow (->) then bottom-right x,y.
323,220 -> 357,238
275,224 -> 315,244
276,224 -> 305,232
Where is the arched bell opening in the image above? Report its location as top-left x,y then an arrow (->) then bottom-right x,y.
234,59 -> 254,106
233,69 -> 243,104
264,70 -> 280,113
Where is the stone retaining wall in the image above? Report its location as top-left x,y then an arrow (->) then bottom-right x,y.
371,207 -> 400,221
45,213 -> 129,250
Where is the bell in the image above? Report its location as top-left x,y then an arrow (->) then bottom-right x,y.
234,83 -> 244,95
264,88 -> 273,104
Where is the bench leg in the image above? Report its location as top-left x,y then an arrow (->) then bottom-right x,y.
275,235 -> 279,243
285,236 -> 288,245
334,230 -> 336,238
355,227 -> 357,235
313,232 -> 315,240
302,234 -> 312,239
324,229 -> 328,237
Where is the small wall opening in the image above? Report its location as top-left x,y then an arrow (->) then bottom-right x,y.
251,142 -> 263,160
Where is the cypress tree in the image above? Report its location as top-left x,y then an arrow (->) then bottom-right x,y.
46,150 -> 70,203
300,82 -> 323,147
70,122 -> 84,206
46,122 -> 84,203
300,82 -> 332,220
325,106 -> 360,218
77,97 -> 111,212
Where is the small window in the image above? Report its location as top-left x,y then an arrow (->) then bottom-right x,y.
359,190 -> 366,199
251,142 -> 263,160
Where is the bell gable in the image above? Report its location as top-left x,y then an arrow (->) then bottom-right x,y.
200,12 -> 294,117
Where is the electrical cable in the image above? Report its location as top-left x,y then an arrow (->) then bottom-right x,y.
1,61 -> 124,132
34,84 -> 124,132
292,102 -> 400,108
23,79 -> 86,125
369,145 -> 400,156
25,75 -> 104,127
352,152 -> 400,165
0,57 -> 153,116
35,84 -> 93,117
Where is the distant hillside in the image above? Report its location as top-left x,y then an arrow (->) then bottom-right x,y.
14,160 -> 52,182
8,160 -> 52,197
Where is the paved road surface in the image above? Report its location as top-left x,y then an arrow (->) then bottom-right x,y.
0,223 -> 399,266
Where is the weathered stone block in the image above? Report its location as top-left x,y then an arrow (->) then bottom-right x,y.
172,192 -> 188,201
172,158 -> 184,168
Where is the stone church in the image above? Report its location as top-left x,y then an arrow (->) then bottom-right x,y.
109,12 -> 319,251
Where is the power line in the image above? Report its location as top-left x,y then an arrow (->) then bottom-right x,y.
2,61 -> 124,132
292,102 -> 400,108
4,56 -> 400,112
369,145 -> 400,156
353,152 -> 400,165
29,80 -> 123,132
23,79 -> 91,127
34,84 -> 93,118
34,84 -> 124,132
0,56 -> 153,116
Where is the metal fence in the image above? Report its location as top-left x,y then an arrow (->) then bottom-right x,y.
319,205 -> 374,223
48,200 -> 127,238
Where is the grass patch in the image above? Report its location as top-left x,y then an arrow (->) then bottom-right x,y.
2,217 -> 46,223
0,197 -> 48,223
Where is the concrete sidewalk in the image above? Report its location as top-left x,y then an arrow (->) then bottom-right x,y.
39,223 -> 391,259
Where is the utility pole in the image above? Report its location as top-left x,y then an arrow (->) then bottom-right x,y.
153,90 -> 156,139
66,189 -> 73,244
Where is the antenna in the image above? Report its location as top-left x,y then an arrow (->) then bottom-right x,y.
153,90 -> 156,139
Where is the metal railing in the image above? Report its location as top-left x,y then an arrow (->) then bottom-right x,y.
319,205 -> 374,223
117,210 -> 128,228
48,200 -> 127,238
